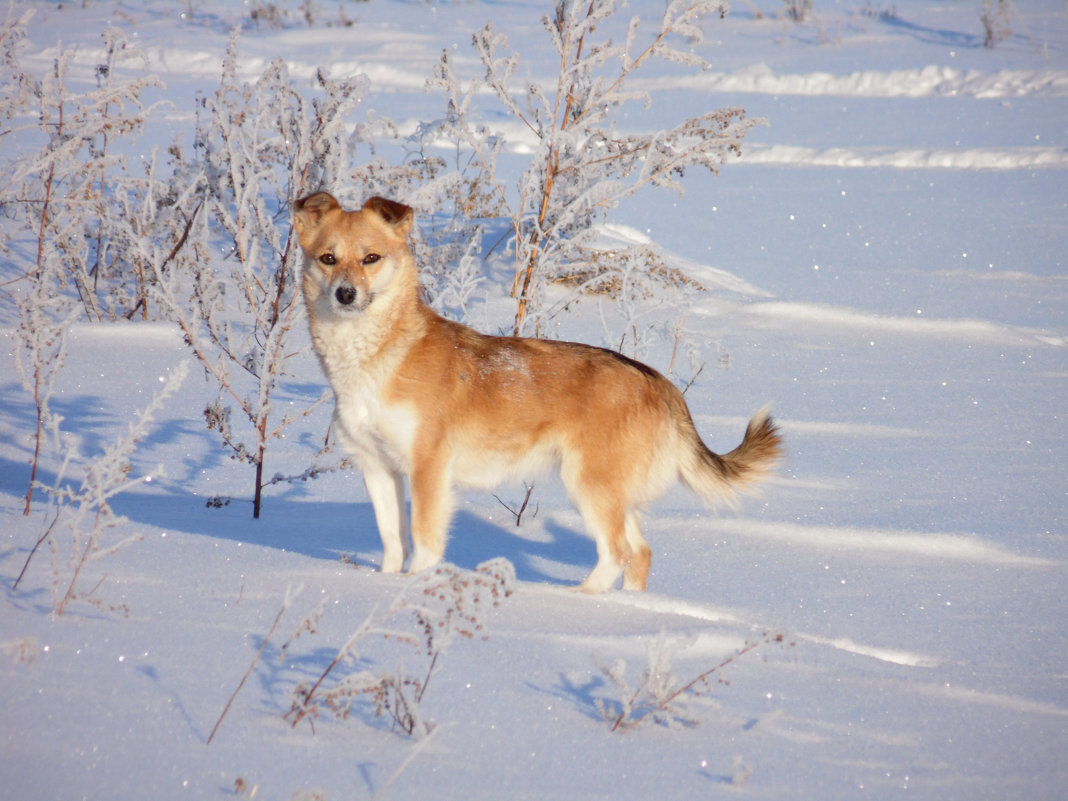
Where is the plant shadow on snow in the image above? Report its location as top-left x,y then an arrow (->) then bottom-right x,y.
541,671 -> 612,725
0,384 -> 118,461
0,550 -> 52,615
879,13 -> 984,48
0,417 -> 225,504
250,634 -> 426,739
134,664 -> 205,741
0,376 -> 225,489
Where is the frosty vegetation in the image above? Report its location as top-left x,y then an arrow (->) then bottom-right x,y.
153,31 -> 373,518
596,628 -> 792,733
206,560 -> 516,746
428,0 -> 763,335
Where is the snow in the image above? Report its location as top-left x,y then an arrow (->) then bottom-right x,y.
2,1 -> 1066,799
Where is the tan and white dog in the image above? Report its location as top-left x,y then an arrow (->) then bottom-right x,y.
293,193 -> 782,592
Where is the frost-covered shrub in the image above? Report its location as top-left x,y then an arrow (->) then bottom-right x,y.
1,17 -> 169,511
597,629 -> 790,732
428,0 -> 763,336
781,0 -> 814,23
981,0 -> 1013,48
9,253 -> 77,516
155,31 -> 370,518
0,10 -> 35,136
2,24 -> 164,322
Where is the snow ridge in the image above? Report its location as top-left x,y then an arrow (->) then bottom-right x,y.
643,63 -> 1068,98
742,144 -> 1068,170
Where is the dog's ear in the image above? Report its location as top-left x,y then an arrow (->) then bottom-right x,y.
363,196 -> 413,238
293,192 -> 340,238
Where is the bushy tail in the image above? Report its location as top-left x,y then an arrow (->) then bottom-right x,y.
679,406 -> 783,505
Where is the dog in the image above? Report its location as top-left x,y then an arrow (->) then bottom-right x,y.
293,192 -> 782,592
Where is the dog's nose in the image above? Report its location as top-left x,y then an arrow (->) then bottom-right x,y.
335,285 -> 357,306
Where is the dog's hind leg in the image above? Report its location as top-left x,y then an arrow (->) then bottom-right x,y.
569,492 -> 628,593
362,462 -> 409,573
621,512 -> 651,591
561,454 -> 631,592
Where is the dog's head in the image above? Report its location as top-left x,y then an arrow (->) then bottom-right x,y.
293,192 -> 414,315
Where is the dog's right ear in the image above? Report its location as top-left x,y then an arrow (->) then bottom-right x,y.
293,192 -> 340,238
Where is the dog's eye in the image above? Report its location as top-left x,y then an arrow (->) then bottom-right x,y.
319,253 -> 336,266
362,253 -> 381,266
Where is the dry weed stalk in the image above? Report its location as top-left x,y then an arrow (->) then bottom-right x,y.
285,559 -> 515,737
981,0 -> 1014,48
208,584 -> 303,745
600,629 -> 793,733
492,482 -> 539,526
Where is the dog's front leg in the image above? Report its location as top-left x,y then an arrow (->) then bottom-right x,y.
362,462 -> 409,573
407,446 -> 453,574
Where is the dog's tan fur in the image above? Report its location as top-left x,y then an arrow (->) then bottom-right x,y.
293,192 -> 782,592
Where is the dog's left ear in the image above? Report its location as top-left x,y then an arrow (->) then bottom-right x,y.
293,192 -> 340,239
363,196 -> 413,238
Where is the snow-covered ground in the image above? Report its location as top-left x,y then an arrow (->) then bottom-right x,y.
2,2 -> 1066,799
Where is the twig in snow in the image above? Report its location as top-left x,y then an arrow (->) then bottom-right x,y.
207,584 -> 303,745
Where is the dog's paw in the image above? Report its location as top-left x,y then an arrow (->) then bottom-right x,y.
407,547 -> 443,574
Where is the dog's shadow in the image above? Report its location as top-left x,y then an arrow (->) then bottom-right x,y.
108,485 -> 593,586
447,508 -> 593,585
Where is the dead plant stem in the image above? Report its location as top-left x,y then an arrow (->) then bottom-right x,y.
207,599 -> 288,745
611,633 -> 781,733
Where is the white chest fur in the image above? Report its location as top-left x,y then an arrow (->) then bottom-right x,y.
311,319 -> 416,473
